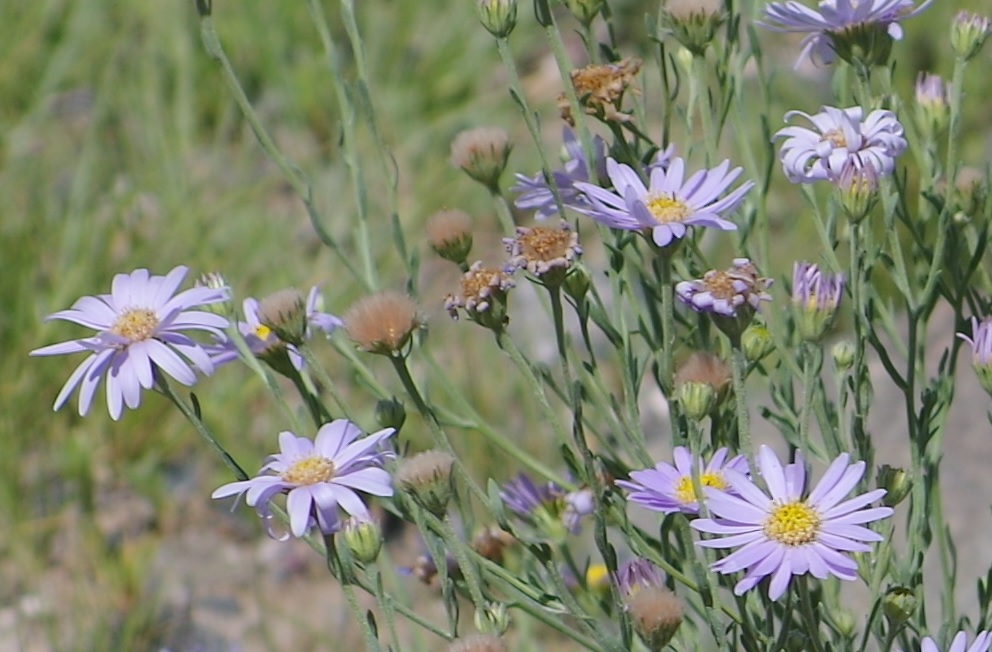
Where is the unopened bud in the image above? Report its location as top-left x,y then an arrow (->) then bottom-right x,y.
374,397 -> 407,432
677,381 -> 716,421
562,0 -> 605,26
951,11 -> 991,62
882,586 -> 917,625
832,340 -> 856,373
741,324 -> 775,362
477,0 -> 516,38
877,465 -> 912,507
342,516 -> 383,564
474,602 -> 511,636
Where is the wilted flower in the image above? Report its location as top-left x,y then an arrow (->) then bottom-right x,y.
511,128 -> 608,220
451,127 -> 512,192
676,258 -> 773,339
574,157 -> 753,248
500,473 -> 594,539
792,261 -> 845,342
760,0 -> 931,68
957,317 -> 992,396
775,105 -> 906,184
504,221 -> 582,285
951,11 -> 991,61
559,57 -> 642,126
212,420 -> 395,539
444,261 -> 515,331
616,447 -> 749,515
905,632 -> 992,652
691,445 -> 894,601
344,291 -> 420,355
30,265 -> 229,420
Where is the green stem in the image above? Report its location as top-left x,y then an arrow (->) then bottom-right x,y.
324,535 -> 382,652
440,514 -> 487,614
798,577 -> 826,652
729,337 -> 756,465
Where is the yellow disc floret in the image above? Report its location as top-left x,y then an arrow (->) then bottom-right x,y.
763,501 -> 821,546
282,456 -> 335,485
673,471 -> 728,505
646,194 -> 690,223
110,308 -> 159,342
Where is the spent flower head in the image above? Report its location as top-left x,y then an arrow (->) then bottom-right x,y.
660,0 -> 727,56
676,258 -> 773,339
760,0 -> 932,68
574,157 -> 753,248
958,317 -> 992,397
395,450 -> 456,517
776,105 -> 906,184
344,291 -> 420,355
504,220 -> 582,286
691,445 -> 894,600
212,420 -> 395,539
792,261 -> 845,342
444,261 -> 515,331
500,473 -> 593,540
559,57 -> 642,126
30,265 -> 229,420
427,209 -> 474,267
617,447 -> 749,515
451,127 -> 512,192
624,584 -> 684,650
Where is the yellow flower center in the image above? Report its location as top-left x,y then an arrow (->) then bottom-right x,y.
646,194 -> 690,224
821,128 -> 848,148
254,324 -> 272,340
585,564 -> 611,592
282,456 -> 335,485
460,266 -> 506,301
673,471 -> 727,504
110,308 -> 159,342
763,501 -> 821,546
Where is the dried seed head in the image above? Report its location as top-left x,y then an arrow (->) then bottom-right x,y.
344,291 -> 420,355
258,288 -> 308,345
396,450 -> 456,517
427,209 -> 474,265
558,57 -> 641,126
446,634 -> 508,652
451,127 -> 512,192
471,526 -> 515,563
624,586 -> 683,650
661,0 -> 726,56
675,351 -> 731,390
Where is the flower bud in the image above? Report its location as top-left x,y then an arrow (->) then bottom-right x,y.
877,465 -> 911,507
832,340 -> 856,373
676,381 -> 717,421
474,602 -> 511,636
882,586 -> 917,625
195,272 -> 233,317
951,11 -> 991,62
832,610 -> 857,639
396,450 -> 456,517
562,0 -> 605,26
342,516 -> 383,564
563,262 -> 592,303
477,0 -> 516,38
374,397 -> 407,432
792,262 -> 845,343
741,324 -> 775,362
835,160 -> 879,223
914,73 -> 949,139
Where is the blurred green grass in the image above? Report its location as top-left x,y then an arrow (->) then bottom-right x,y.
2,0 -> 989,648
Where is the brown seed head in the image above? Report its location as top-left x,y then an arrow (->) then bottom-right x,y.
258,288 -> 307,345
625,586 -> 684,650
675,352 -> 731,391
450,127 -> 512,190
446,634 -> 508,652
427,209 -> 474,264
471,526 -> 515,563
396,450 -> 456,517
344,291 -> 420,355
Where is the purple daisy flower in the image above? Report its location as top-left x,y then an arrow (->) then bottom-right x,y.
616,447 -> 749,515
957,317 -> 992,396
512,128 -> 610,220
212,419 -> 395,539
760,0 -> 932,68
500,473 -> 593,536
574,156 -> 753,248
613,558 -> 665,597
775,105 -> 906,184
30,265 -> 229,420
909,632 -> 992,652
691,445 -> 894,601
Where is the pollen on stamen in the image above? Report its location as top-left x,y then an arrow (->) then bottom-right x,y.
673,472 -> 728,504
282,456 -> 335,485
821,128 -> 848,148
763,501 -> 821,546
110,308 -> 159,342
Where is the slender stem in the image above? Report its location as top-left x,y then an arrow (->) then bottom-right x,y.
440,514 -> 487,613
158,377 -> 248,481
324,535 -> 382,652
491,190 -> 516,234
729,337 -> 756,465
298,343 -> 351,419
798,577 -> 826,652
366,565 -> 402,652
